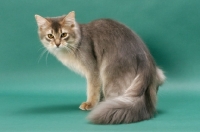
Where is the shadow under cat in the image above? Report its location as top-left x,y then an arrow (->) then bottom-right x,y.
14,103 -> 84,115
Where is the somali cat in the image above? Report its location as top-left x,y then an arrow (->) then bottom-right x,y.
35,11 -> 165,124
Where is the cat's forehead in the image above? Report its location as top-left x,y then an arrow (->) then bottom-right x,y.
45,17 -> 64,33
45,19 -> 62,33
51,21 -> 61,33
46,19 -> 71,34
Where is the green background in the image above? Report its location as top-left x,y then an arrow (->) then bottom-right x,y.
1,0 -> 200,131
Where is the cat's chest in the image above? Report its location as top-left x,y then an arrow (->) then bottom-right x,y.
56,52 -> 86,76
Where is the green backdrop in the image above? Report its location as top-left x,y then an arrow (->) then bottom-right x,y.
1,0 -> 200,131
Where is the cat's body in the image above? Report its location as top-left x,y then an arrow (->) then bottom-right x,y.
35,11 -> 165,124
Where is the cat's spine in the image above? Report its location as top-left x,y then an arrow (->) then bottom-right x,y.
88,68 -> 165,124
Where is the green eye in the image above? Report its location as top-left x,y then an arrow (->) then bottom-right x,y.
61,33 -> 68,38
47,34 -> 54,39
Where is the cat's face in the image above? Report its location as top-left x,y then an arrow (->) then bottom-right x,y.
35,11 -> 80,54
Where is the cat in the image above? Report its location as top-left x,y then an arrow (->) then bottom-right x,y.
35,11 -> 165,124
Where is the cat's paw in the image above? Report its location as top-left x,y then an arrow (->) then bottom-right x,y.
79,102 -> 94,110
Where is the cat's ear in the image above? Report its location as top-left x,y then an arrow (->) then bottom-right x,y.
62,11 -> 76,27
35,14 -> 50,28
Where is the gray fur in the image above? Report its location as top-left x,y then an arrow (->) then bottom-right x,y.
35,12 -> 165,124
88,95 -> 151,124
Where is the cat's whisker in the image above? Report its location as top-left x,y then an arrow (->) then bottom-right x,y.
64,45 -> 73,54
63,44 -> 76,55
68,44 -> 91,66
38,49 -> 48,63
38,46 -> 45,52
76,48 -> 85,59
70,45 -> 85,60
45,50 -> 50,65
67,45 -> 76,54
68,44 -> 84,58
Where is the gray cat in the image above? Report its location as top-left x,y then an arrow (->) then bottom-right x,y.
35,11 -> 165,124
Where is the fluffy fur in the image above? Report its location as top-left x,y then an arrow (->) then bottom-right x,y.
35,11 -> 165,124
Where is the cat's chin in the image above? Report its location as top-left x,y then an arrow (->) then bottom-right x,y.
50,47 -> 68,54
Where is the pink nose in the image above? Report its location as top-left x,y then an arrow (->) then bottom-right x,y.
55,39 -> 61,47
55,43 -> 60,47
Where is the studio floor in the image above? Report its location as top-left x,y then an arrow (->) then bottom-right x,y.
1,71 -> 200,132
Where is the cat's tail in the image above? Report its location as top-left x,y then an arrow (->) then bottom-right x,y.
88,68 -> 165,124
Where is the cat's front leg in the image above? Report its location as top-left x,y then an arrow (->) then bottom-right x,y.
79,73 -> 101,110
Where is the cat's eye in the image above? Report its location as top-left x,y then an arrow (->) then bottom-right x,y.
47,34 -> 54,39
61,33 -> 68,38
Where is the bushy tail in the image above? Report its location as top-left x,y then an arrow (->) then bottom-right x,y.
88,68 -> 165,124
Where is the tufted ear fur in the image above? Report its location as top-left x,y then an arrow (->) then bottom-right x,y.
35,14 -> 50,28
62,11 -> 76,27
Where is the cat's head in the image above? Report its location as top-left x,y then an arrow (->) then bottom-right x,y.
35,11 -> 80,54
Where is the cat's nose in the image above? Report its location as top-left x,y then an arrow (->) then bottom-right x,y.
55,39 -> 61,47
55,43 -> 60,48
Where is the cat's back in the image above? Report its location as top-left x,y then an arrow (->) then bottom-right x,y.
81,18 -> 145,53
81,18 -> 141,48
88,18 -> 122,27
85,18 -> 132,34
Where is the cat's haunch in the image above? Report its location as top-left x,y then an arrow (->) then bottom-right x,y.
35,11 -> 165,124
